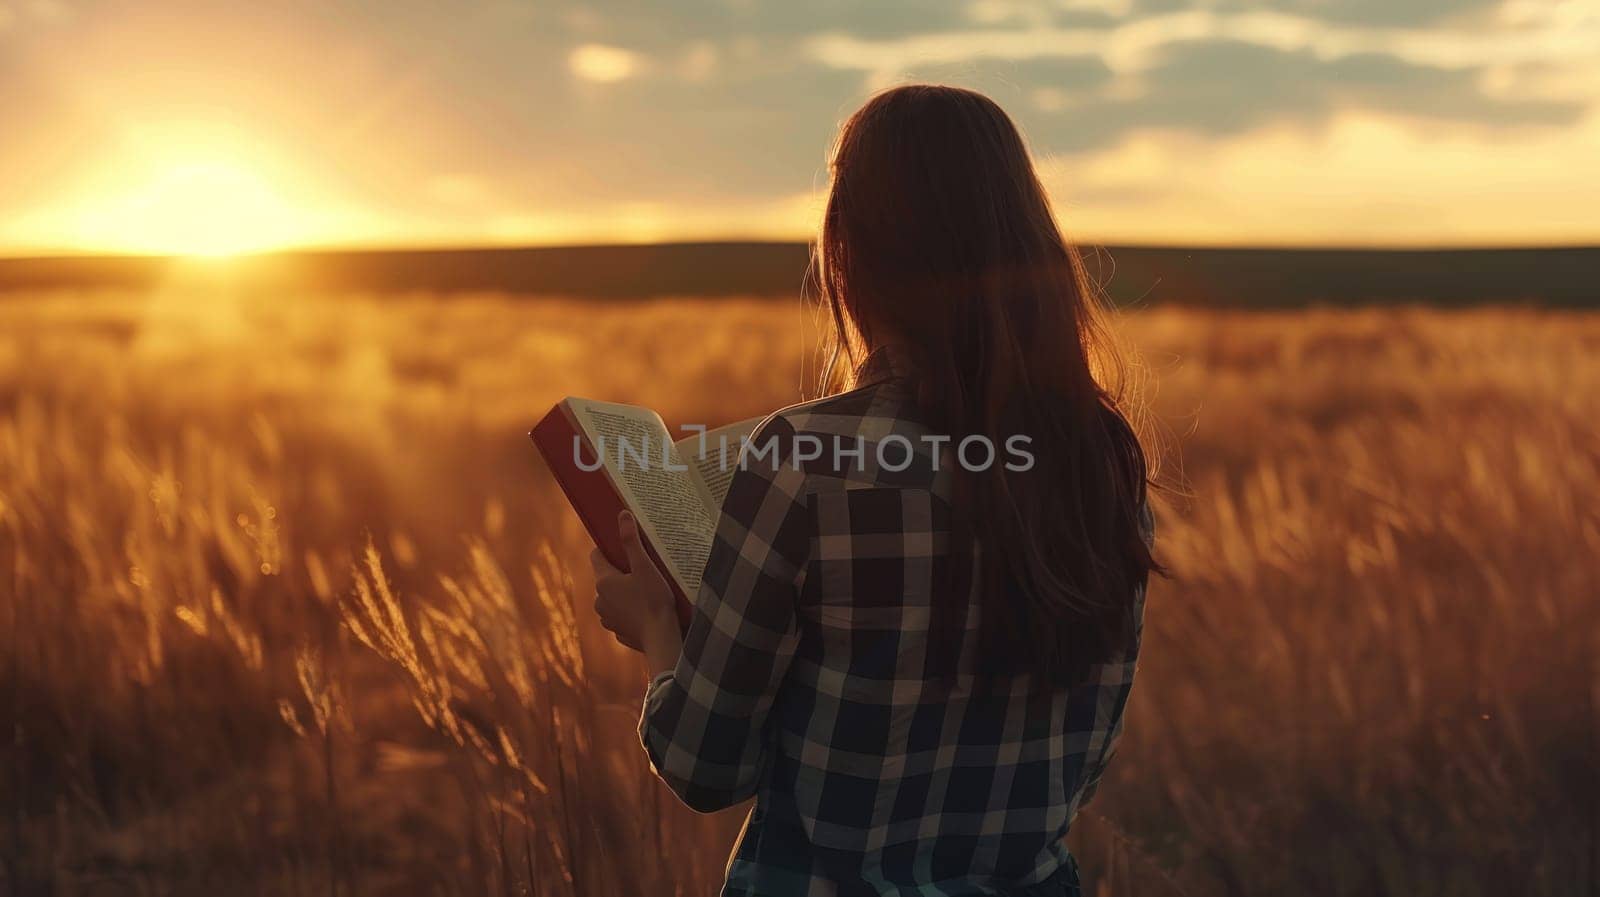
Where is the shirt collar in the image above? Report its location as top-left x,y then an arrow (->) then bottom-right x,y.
853,343 -> 916,387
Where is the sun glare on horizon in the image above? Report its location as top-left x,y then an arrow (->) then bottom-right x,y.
67,158 -> 316,257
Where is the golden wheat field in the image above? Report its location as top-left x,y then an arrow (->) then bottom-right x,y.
2,284 -> 1597,897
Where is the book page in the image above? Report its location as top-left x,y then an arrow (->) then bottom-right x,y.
568,400 -> 718,595
674,416 -> 765,511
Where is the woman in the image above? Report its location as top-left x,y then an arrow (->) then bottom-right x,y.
591,85 -> 1160,897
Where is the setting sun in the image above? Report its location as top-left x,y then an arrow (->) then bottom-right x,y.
71,159 -> 308,257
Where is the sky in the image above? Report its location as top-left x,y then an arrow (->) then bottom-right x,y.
0,0 -> 1597,254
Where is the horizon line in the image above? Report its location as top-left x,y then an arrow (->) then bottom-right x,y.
4,237 -> 1600,263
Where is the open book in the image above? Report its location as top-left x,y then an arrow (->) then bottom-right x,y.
531,398 -> 764,627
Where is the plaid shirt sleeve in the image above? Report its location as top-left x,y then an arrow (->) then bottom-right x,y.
1075,588 -> 1145,808
638,414 -> 810,813
1079,501 -> 1156,808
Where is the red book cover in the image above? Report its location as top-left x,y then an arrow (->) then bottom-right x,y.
529,401 -> 694,630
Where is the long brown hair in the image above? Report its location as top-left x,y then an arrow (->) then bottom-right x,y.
814,84 -> 1160,686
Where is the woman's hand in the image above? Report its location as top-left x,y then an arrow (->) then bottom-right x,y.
589,511 -> 683,674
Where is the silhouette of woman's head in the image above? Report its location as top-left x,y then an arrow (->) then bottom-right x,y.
820,84 -> 1075,361
817,84 -> 1160,684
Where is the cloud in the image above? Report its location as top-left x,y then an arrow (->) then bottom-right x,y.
1025,38 -> 1584,152
534,60 -> 864,199
1044,105 -> 1600,245
887,55 -> 1117,115
0,0 -> 75,31
1134,0 -> 1505,28
803,7 -> 1600,76
551,0 -> 986,52
803,4 -> 1598,154
676,40 -> 719,82
569,43 -> 643,83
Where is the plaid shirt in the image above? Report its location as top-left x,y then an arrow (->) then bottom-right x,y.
639,351 -> 1148,896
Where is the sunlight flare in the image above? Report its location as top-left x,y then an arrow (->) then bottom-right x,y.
70,158 -> 309,256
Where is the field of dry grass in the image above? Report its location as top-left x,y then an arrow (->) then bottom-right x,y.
1,282 -> 1596,896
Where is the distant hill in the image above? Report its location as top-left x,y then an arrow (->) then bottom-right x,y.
2,242 -> 1596,307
